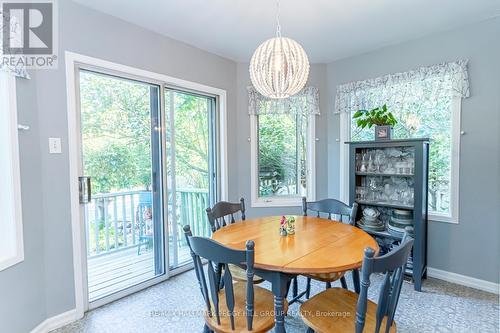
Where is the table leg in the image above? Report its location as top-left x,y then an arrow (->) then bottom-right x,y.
352,269 -> 360,294
271,273 -> 291,333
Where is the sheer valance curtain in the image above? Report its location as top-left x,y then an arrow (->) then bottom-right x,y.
248,86 -> 320,115
334,60 -> 470,114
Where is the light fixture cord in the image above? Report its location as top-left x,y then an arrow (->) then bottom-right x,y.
275,0 -> 281,37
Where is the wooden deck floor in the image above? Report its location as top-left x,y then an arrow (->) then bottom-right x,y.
88,246 -> 191,301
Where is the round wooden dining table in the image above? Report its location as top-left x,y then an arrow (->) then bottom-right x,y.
212,215 -> 379,333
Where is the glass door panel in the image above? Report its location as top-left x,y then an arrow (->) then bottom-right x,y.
79,69 -> 164,303
165,89 -> 217,269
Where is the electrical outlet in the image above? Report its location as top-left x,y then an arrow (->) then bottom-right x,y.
48,137 -> 62,154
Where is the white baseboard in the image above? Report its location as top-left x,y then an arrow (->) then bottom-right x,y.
31,308 -> 80,333
427,267 -> 499,294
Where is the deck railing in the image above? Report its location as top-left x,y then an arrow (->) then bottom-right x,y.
84,189 -> 209,258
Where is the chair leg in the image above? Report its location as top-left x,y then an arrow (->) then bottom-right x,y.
340,276 -> 348,289
292,277 -> 298,298
352,269 -> 360,293
325,281 -> 331,289
216,264 -> 224,290
306,277 -> 312,299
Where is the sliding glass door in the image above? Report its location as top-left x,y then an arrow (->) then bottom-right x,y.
78,69 -> 165,304
76,66 -> 220,307
165,89 -> 218,269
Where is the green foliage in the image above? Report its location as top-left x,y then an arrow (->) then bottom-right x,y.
89,219 -> 124,252
353,104 -> 397,129
258,113 -> 306,196
167,92 -> 210,189
80,72 -> 211,194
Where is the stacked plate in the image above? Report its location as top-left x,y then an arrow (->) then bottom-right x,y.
357,218 -> 385,231
388,209 -> 413,237
357,207 -> 385,231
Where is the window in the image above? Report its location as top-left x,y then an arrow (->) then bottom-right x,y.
0,71 -> 24,271
338,61 -> 469,223
249,87 -> 318,207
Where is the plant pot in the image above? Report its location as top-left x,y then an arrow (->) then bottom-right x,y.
374,125 -> 393,141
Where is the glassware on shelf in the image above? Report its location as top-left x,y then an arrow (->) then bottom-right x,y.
368,154 -> 377,173
356,153 -> 362,172
395,160 -> 407,174
385,160 -> 396,174
359,152 -> 368,172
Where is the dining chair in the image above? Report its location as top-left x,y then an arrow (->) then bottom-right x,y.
206,198 -> 263,284
293,197 -> 359,302
300,229 -> 414,333
183,225 -> 284,333
206,198 -> 246,233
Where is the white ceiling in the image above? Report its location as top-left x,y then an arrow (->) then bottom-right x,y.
73,0 -> 500,63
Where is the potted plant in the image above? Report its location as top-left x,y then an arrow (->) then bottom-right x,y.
353,104 -> 397,140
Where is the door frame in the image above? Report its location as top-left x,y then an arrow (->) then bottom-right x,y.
65,51 -> 228,317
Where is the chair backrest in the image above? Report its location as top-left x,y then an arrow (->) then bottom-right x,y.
302,197 -> 358,225
206,198 -> 246,232
183,225 -> 255,331
355,229 -> 414,333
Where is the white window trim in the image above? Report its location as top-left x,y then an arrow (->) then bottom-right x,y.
250,114 -> 316,208
0,72 -> 25,271
339,97 -> 461,224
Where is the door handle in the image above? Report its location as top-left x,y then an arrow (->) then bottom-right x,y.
79,176 -> 91,204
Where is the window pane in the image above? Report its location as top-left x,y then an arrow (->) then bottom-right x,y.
257,113 -> 307,198
350,92 -> 453,215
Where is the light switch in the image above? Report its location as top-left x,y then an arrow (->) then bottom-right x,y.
48,137 -> 62,154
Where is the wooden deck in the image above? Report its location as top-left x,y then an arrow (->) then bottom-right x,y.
88,246 -> 191,301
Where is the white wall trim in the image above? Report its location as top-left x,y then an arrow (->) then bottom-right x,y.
338,112 -> 350,203
427,267 -> 499,294
249,113 -> 317,208
30,309 -> 79,333
0,72 -> 25,272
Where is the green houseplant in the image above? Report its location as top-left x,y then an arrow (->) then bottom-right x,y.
353,104 -> 397,140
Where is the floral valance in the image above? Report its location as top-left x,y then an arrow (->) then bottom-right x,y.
335,60 -> 469,114
1,9 -> 30,78
248,86 -> 320,115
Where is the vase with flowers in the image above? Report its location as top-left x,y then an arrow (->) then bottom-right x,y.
279,216 -> 288,236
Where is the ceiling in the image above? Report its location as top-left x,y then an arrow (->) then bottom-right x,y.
73,0 -> 500,63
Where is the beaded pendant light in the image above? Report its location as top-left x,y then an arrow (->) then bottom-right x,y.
249,0 -> 310,99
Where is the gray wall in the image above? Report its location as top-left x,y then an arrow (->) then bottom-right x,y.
0,75 -> 47,333
2,1 -> 237,332
327,17 -> 500,284
235,63 -> 329,218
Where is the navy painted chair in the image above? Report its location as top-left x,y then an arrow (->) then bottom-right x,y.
206,198 -> 263,284
300,229 -> 414,333
183,225 -> 284,333
292,197 -> 359,302
206,198 -> 246,233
